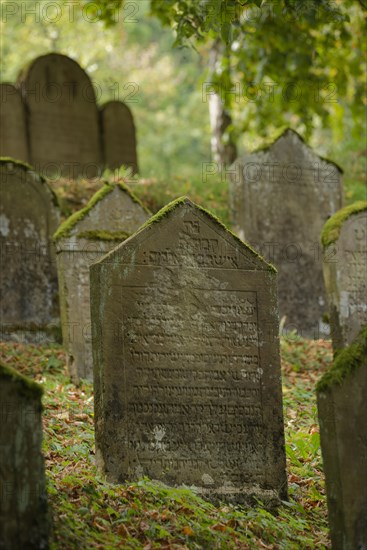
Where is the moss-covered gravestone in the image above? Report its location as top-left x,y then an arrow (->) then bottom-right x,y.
100,101 -> 138,174
54,182 -> 149,382
0,362 -> 49,550
317,327 -> 367,550
0,158 -> 60,342
322,202 -> 367,352
90,197 -> 287,506
17,53 -> 102,178
230,128 -> 343,338
0,83 -> 29,162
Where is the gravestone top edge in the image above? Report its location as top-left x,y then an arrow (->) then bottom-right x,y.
0,156 -> 44,179
317,325 -> 367,393
0,361 -> 44,398
235,128 -> 343,173
321,200 -> 367,248
53,181 -> 148,242
90,195 -> 277,272
100,100 -> 135,116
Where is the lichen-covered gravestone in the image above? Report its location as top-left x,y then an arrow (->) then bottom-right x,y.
100,101 -> 138,174
90,197 -> 287,506
322,201 -> 367,352
0,362 -> 49,550
0,83 -> 29,162
54,182 -> 149,382
17,53 -> 102,178
230,128 -> 343,338
0,158 -> 60,342
317,326 -> 367,550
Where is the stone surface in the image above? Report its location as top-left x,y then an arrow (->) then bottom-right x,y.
0,362 -> 49,550
322,202 -> 367,352
100,101 -> 138,174
90,197 -> 287,506
0,83 -> 29,162
230,128 -> 343,338
17,53 -> 102,178
317,327 -> 367,550
0,159 -> 60,342
54,183 -> 149,382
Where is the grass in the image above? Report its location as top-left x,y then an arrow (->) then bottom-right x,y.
0,336 -> 333,549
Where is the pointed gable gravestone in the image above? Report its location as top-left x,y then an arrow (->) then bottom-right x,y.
54,182 -> 149,382
90,197 -> 287,506
0,362 -> 49,550
100,101 -> 139,174
230,129 -> 343,338
321,202 -> 367,352
17,53 -> 102,178
317,326 -> 367,550
0,159 -> 60,342
0,83 -> 29,162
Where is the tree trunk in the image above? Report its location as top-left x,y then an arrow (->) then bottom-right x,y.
208,40 -> 237,166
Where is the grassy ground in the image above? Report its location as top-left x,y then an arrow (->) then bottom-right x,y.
0,336 -> 333,549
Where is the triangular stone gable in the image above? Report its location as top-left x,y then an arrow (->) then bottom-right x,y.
97,197 -> 275,272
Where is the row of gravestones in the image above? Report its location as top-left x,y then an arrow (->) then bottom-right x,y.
1,192 -> 366,549
0,53 -> 138,178
1,140 -> 366,548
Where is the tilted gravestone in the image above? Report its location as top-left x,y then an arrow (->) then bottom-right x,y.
317,326 -> 367,550
322,201 -> 367,352
54,182 -> 149,382
0,159 -> 60,342
100,101 -> 139,174
230,128 -> 343,338
0,83 -> 29,162
90,197 -> 287,506
0,362 -> 49,550
17,53 -> 102,178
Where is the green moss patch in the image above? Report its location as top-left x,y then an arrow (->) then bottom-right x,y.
321,201 -> 367,248
317,325 -> 367,392
78,230 -> 130,242
0,360 -> 44,399
0,156 -> 43,178
132,196 -> 276,272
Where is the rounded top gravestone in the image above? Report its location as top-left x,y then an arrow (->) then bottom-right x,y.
17,53 -> 102,179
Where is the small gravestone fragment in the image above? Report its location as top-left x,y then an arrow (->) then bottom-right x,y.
0,83 -> 29,162
100,101 -> 138,174
90,197 -> 287,506
0,159 -> 60,342
0,362 -> 49,550
317,326 -> 367,550
230,129 -> 343,338
322,201 -> 367,352
17,53 -> 102,178
54,182 -> 149,382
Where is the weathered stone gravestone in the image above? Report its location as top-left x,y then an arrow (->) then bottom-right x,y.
0,362 -> 49,550
317,326 -> 367,550
0,83 -> 29,162
230,128 -> 343,338
0,159 -> 60,342
17,53 -> 102,178
100,101 -> 139,174
90,197 -> 288,506
54,182 -> 149,382
322,201 -> 367,352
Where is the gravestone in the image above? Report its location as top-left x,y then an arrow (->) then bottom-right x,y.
100,101 -> 139,174
0,159 -> 60,342
54,182 -> 149,382
322,201 -> 367,352
317,326 -> 367,550
17,53 -> 102,178
0,362 -> 49,550
90,197 -> 287,506
230,128 -> 343,338
0,83 -> 29,162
